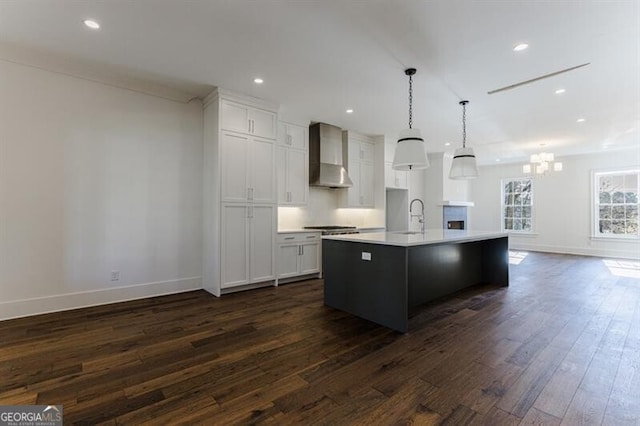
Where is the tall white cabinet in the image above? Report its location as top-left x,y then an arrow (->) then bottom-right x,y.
204,89 -> 278,296
277,121 -> 309,206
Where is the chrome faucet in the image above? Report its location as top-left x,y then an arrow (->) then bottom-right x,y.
410,198 -> 425,233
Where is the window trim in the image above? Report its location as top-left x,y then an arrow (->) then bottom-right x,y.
500,177 -> 535,234
591,167 -> 640,240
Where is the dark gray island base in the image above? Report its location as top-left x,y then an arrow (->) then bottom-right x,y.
322,230 -> 509,333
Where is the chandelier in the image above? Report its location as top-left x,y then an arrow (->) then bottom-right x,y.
523,151 -> 563,175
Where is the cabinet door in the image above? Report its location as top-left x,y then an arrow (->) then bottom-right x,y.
276,147 -> 288,204
286,123 -> 307,151
278,244 -> 300,278
250,108 -> 277,139
221,100 -> 250,134
250,205 -> 276,282
384,162 -> 395,188
300,243 -> 320,274
360,161 -> 375,207
347,160 -> 361,207
396,169 -> 408,189
251,137 -> 276,203
360,142 -> 375,162
287,149 -> 308,205
221,132 -> 250,202
221,205 -> 250,288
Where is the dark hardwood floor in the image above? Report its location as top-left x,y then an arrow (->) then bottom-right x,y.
1,252 -> 639,425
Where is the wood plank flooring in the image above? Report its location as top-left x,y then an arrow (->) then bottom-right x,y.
1,252 -> 639,425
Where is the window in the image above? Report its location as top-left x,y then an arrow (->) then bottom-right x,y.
501,178 -> 533,232
594,170 -> 639,238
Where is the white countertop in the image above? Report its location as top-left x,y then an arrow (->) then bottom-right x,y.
322,229 -> 508,247
277,229 -> 322,234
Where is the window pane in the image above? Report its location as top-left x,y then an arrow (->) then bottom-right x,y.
522,219 -> 532,231
627,221 -> 638,234
612,205 -> 626,219
521,180 -> 531,193
626,205 -> 638,220
514,206 -> 522,218
505,181 -> 513,193
513,220 -> 522,231
625,191 -> 638,203
611,220 -> 625,234
523,206 -> 531,218
599,191 -> 611,204
505,219 -> 513,230
505,206 -> 513,217
600,220 -> 611,233
599,206 -> 612,219
521,192 -> 531,205
513,193 -> 521,205
610,175 -> 624,191
513,181 -> 522,192
612,191 -> 625,203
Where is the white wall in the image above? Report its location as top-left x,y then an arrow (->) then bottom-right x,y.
469,149 -> 640,259
0,60 -> 204,319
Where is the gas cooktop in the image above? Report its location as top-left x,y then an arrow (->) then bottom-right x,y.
303,225 -> 359,235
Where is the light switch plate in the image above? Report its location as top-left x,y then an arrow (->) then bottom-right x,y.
361,252 -> 371,261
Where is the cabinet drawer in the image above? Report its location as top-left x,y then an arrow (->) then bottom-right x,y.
277,232 -> 321,243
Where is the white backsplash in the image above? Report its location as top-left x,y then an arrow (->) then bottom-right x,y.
278,187 -> 384,230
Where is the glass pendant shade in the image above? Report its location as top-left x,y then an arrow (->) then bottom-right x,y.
393,128 -> 429,171
449,147 -> 479,179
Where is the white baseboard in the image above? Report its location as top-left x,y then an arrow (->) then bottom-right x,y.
510,242 -> 640,260
0,277 -> 202,321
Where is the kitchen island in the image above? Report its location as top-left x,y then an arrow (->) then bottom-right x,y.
322,229 -> 509,332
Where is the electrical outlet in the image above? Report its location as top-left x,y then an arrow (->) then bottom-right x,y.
361,252 -> 371,261
110,270 -> 120,282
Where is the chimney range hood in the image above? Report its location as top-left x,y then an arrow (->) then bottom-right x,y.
309,123 -> 353,188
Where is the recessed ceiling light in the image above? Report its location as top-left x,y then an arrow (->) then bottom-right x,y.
83,19 -> 100,30
576,118 -> 586,123
513,43 -> 529,52
253,78 -> 263,84
444,142 -> 451,146
346,109 -> 354,114
496,159 -> 501,162
555,88 -> 566,95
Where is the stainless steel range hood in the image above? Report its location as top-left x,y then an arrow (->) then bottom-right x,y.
309,123 -> 353,188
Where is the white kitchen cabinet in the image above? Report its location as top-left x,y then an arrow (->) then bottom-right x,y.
220,99 -> 277,139
385,161 -> 408,189
203,89 -> 279,296
345,133 -> 375,208
277,121 -> 309,206
278,122 -> 308,151
277,232 -> 321,281
221,131 -> 275,203
221,204 -> 276,289
383,142 -> 408,189
277,147 -> 308,205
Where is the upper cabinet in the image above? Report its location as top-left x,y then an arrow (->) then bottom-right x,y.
277,121 -> 309,206
278,122 -> 308,151
384,142 -> 408,190
344,132 -> 376,208
221,99 -> 277,139
221,131 -> 276,203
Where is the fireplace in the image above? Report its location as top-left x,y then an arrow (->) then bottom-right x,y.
447,220 -> 465,230
443,206 -> 467,230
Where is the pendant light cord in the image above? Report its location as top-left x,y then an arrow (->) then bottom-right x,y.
408,74 -> 413,129
460,100 -> 468,148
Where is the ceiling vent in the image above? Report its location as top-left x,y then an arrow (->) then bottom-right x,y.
487,62 -> 590,95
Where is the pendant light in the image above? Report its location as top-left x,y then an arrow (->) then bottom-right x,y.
449,100 -> 479,179
392,68 -> 429,171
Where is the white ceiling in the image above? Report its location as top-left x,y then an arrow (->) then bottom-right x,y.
1,0 -> 638,165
